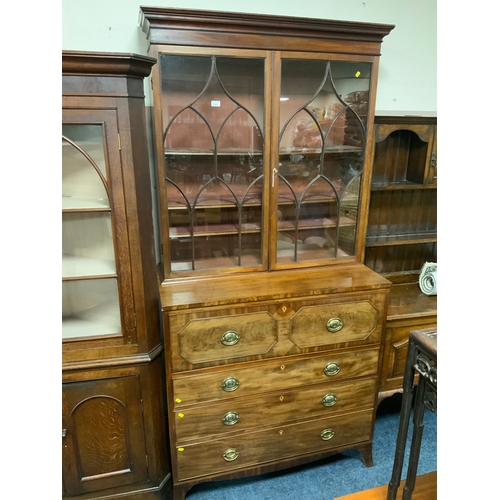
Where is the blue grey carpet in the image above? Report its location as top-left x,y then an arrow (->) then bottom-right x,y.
185,394 -> 437,499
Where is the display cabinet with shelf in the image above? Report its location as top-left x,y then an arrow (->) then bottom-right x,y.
141,7 -> 394,500
146,26 -> 386,277
62,52 -> 170,499
363,115 -> 437,402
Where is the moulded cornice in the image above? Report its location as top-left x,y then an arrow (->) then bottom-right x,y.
139,6 -> 395,46
62,51 -> 156,78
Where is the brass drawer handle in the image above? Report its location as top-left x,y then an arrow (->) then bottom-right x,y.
222,411 -> 240,426
223,448 -> 239,461
221,377 -> 240,392
323,362 -> 341,376
221,330 -> 240,346
322,393 -> 338,407
321,428 -> 335,441
326,317 -> 343,333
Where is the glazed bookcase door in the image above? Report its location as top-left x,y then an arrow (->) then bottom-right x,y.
156,49 -> 269,275
274,56 -> 372,267
62,109 -> 135,343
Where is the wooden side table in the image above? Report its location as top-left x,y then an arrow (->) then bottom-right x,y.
387,328 -> 437,500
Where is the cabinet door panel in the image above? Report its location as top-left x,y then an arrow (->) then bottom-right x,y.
62,376 -> 147,495
62,110 -> 137,343
158,52 -> 267,274
276,59 -> 372,266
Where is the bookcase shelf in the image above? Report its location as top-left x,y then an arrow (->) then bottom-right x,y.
365,115 -> 437,405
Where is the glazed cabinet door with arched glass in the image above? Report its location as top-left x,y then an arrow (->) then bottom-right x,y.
155,49 -> 269,275
154,49 -> 374,276
274,56 -> 373,268
62,110 -> 135,344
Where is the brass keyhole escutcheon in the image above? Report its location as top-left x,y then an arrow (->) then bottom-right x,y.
322,393 -> 338,407
279,395 -> 285,402
326,317 -> 343,333
279,429 -> 284,435
321,428 -> 335,441
281,305 -> 287,313
221,377 -> 240,392
221,330 -> 240,346
280,365 -> 286,371
223,448 -> 239,461
324,362 -> 341,376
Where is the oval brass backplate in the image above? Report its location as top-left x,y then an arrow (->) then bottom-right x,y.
321,428 -> 335,441
322,393 -> 338,407
326,317 -> 343,333
221,377 -> 240,392
220,330 -> 240,346
323,362 -> 341,376
222,411 -> 240,426
223,448 -> 239,461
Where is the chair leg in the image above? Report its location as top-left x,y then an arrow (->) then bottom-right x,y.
387,339 -> 417,500
402,378 -> 427,500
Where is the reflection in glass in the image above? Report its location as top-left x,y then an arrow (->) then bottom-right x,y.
62,124 -> 121,340
277,59 -> 371,264
160,54 -> 265,272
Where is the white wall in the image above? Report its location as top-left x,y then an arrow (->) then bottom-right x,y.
62,0 -> 436,114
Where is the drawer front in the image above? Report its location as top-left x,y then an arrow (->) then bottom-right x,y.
167,291 -> 387,372
174,377 -> 376,442
290,300 -> 379,348
175,409 -> 373,481
173,348 -> 379,406
175,311 -> 278,365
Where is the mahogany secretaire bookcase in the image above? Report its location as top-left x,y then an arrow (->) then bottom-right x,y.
140,7 -> 394,500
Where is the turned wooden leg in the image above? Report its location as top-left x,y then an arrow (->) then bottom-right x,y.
358,443 -> 374,467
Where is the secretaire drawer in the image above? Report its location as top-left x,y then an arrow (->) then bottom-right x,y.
172,348 -> 379,406
175,409 -> 373,481
174,377 -> 376,442
170,310 -> 278,366
290,300 -> 380,348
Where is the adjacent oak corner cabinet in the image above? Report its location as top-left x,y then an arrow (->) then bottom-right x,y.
62,52 -> 171,499
140,7 -> 394,500
363,115 -> 437,402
